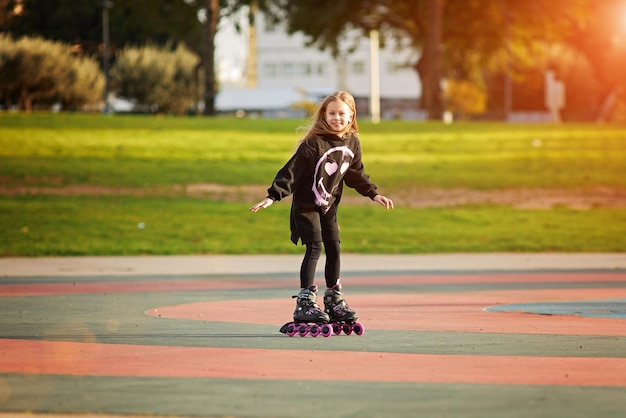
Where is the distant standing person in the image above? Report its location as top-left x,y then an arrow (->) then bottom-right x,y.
250,91 -> 394,329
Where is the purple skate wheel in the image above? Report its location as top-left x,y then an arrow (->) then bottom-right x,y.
297,324 -> 309,337
286,323 -> 297,337
353,322 -> 365,335
342,324 -> 353,335
332,323 -> 342,335
321,324 -> 333,338
309,324 -> 321,337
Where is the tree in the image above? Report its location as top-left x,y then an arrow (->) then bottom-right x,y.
0,34 -> 104,110
566,0 -> 626,122
265,0 -> 590,119
3,0 -> 232,115
2,0 -> 284,116
421,0 -> 443,119
3,0 -> 101,44
5,0 -> 206,54
112,43 -> 198,114
200,0 -> 218,115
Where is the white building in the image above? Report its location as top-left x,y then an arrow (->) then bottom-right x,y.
216,12 -> 423,119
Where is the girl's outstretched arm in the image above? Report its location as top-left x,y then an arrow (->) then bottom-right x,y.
249,197 -> 274,212
373,195 -> 394,210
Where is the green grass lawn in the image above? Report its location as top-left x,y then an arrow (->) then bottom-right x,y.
1,113 -> 625,256
2,113 -> 625,189
3,195 -> 625,256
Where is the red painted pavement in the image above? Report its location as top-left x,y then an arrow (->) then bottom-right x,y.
146,288 -> 626,336
2,272 -> 625,389
2,339 -> 626,387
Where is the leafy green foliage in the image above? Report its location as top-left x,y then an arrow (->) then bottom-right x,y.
3,0 -> 206,55
0,35 -> 105,111
4,0 -> 625,120
111,43 -> 199,115
268,0 -> 598,118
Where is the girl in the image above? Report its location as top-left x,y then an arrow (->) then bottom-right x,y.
250,91 -> 393,326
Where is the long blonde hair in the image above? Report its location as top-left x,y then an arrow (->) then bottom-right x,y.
298,91 -> 359,144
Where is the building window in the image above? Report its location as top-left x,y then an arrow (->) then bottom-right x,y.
297,63 -> 312,76
283,63 -> 294,76
264,63 -> 276,77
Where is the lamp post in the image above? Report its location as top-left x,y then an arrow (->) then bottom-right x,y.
100,1 -> 113,113
369,27 -> 381,124
363,11 -> 382,124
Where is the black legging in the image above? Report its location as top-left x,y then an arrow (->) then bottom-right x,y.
299,241 -> 341,289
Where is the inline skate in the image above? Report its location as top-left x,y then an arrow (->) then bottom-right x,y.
324,281 -> 364,336
279,286 -> 333,337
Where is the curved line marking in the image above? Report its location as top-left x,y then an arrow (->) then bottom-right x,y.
146,289 -> 626,336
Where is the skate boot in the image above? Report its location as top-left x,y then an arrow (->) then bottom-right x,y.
324,282 -> 364,336
293,285 -> 330,323
281,286 -> 332,337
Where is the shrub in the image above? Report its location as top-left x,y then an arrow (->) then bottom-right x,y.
59,52 -> 106,111
111,43 -> 199,115
444,79 -> 487,119
0,35 -> 104,111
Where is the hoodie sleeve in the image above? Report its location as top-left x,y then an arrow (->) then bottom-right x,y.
343,137 -> 379,199
266,154 -> 297,201
266,143 -> 309,201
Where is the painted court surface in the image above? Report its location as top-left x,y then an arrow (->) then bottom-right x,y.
1,255 -> 626,418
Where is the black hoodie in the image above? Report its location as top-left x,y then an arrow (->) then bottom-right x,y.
266,132 -> 379,244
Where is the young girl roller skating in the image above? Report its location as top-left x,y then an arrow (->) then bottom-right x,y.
250,91 -> 393,335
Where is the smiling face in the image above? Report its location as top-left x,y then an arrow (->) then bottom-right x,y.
324,100 -> 353,134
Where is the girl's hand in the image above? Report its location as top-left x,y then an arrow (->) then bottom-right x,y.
249,198 -> 274,212
374,195 -> 394,210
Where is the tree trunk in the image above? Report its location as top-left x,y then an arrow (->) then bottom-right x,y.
202,0 -> 219,116
193,62 -> 201,115
416,54 -> 428,112
421,0 -> 444,120
20,88 -> 33,112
